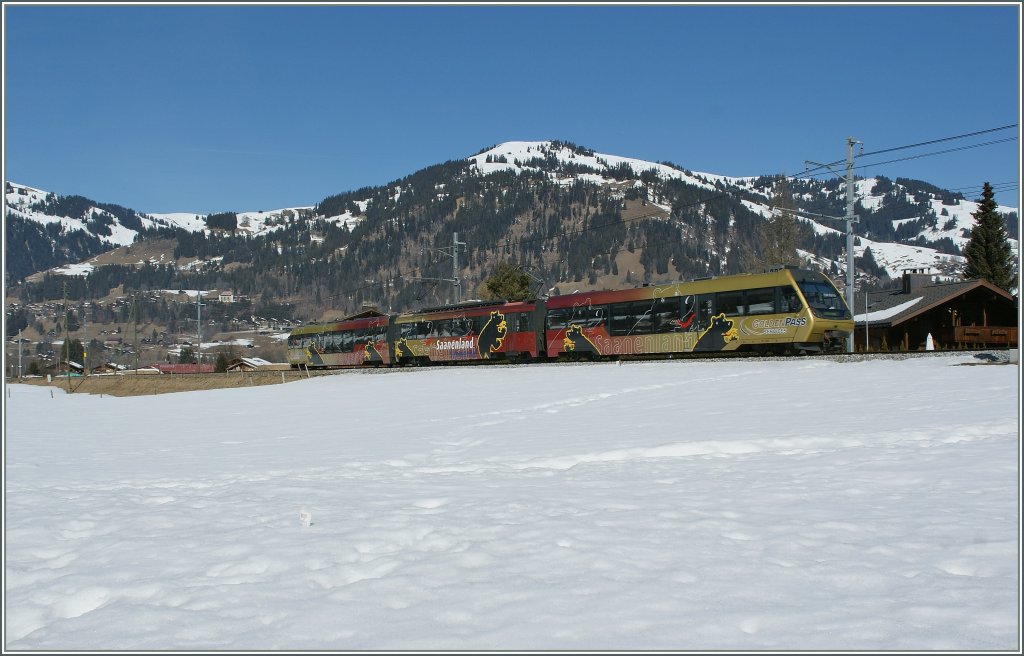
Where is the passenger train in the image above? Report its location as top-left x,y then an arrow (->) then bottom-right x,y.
286,266 -> 854,368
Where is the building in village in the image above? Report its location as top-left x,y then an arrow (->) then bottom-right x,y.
225,357 -> 290,372
853,269 -> 1018,352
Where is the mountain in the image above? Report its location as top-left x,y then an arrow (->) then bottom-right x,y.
5,141 -> 1019,326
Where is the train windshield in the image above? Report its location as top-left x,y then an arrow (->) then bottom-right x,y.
797,280 -> 851,319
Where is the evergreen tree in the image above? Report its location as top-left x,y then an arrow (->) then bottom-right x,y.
482,261 -> 534,300
963,182 -> 1016,291
743,176 -> 805,272
60,338 -> 84,364
215,352 -> 230,373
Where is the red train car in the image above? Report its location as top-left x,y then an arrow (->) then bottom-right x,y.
392,300 -> 542,364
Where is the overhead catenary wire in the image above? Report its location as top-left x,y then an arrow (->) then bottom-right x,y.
801,123 -> 1017,178
801,137 -> 1019,182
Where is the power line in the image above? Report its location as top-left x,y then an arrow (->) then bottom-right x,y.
800,137 -> 1018,181
858,124 -> 1018,158
802,124 -> 1017,177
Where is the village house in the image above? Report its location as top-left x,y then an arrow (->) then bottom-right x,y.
854,270 -> 1018,352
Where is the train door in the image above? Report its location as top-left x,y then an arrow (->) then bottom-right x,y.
532,300 -> 547,358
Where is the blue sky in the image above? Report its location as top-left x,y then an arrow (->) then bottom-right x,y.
4,4 -> 1020,214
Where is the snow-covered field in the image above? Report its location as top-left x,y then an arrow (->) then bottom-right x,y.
3,355 -> 1020,651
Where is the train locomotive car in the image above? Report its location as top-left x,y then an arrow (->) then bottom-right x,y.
392,300 -> 542,365
287,308 -> 391,368
544,266 -> 852,358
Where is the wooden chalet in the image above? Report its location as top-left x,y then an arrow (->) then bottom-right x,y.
854,270 -> 1018,352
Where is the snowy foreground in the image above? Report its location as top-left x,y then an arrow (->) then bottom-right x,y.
4,355 -> 1020,651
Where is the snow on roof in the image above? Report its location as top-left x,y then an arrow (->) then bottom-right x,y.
854,296 -> 923,322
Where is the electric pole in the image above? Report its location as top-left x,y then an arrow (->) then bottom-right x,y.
63,282 -> 70,392
805,135 -> 862,353
196,290 -> 204,367
452,232 -> 466,304
407,232 -> 468,304
842,136 -> 861,353
82,301 -> 88,376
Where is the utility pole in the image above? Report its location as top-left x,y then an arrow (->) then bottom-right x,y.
864,290 -> 870,352
842,136 -> 861,353
805,135 -> 862,353
63,282 -> 70,392
196,290 -> 204,367
18,328 -> 23,381
452,232 -> 466,304
129,295 -> 139,373
82,301 -> 88,376
407,233 -> 468,304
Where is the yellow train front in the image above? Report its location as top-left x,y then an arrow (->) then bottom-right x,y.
543,267 -> 853,357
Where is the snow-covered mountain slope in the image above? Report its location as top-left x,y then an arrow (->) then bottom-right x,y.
5,183 -> 158,248
6,140 -> 1019,283
5,182 -> 314,246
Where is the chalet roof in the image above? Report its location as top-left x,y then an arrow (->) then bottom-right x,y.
228,357 -> 273,367
854,278 -> 1016,328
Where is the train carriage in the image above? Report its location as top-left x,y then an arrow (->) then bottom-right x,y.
392,300 -> 541,365
544,267 -> 852,358
287,309 -> 391,368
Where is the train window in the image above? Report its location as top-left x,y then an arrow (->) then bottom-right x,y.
546,309 -> 569,331
609,302 -> 631,336
798,281 -> 851,319
716,291 -> 745,316
780,286 -> 801,312
452,317 -> 472,336
652,298 -> 681,333
547,306 -> 603,330
400,321 -> 430,340
746,287 -> 777,315
611,301 -> 655,336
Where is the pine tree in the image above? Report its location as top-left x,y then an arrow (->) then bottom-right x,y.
482,261 -> 534,300
963,182 -> 1016,291
743,176 -> 805,272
